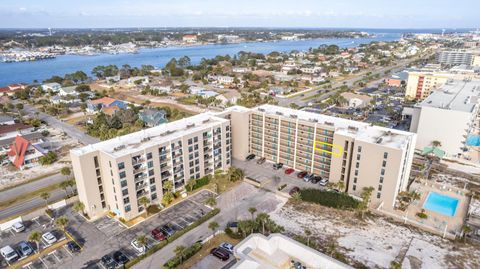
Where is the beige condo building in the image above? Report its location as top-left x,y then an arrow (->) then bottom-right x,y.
71,105 -> 416,220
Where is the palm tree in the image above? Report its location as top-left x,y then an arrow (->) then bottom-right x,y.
248,207 -> 257,221
73,201 -> 85,215
291,192 -> 302,202
163,180 -> 174,193
40,192 -> 50,206
359,187 -> 374,219
162,192 -> 174,206
28,231 -> 41,253
208,221 -> 219,238
59,181 -> 70,198
205,196 -> 217,208
186,178 -> 196,192
463,225 -> 472,243
66,179 -> 76,195
256,212 -> 269,235
138,196 -> 150,216
55,216 -> 69,236
136,235 -> 147,249
304,229 -> 312,246
174,245 -> 187,263
431,140 -> 442,148
60,167 -> 71,177
336,181 -> 346,192
237,220 -> 249,238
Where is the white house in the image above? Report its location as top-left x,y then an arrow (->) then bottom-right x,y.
58,86 -> 79,97
128,76 -> 149,86
42,82 -> 62,92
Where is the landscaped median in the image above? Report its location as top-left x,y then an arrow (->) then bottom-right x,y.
125,208 -> 221,268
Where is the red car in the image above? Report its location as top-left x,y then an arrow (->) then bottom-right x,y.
285,168 -> 294,175
297,171 -> 307,178
151,228 -> 167,241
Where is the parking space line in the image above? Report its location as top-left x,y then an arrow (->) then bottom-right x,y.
63,245 -> 73,256
22,262 -> 32,269
98,261 -> 106,269
170,221 -> 183,229
49,250 -> 60,262
39,256 -> 48,268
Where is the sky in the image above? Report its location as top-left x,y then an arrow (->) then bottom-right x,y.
0,0 -> 479,29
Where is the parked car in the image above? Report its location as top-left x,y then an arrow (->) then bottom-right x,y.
245,154 -> 255,161
131,239 -> 146,253
310,176 -> 321,184
66,241 -> 81,253
219,242 -> 234,254
211,247 -> 230,261
273,163 -> 283,170
113,251 -> 130,265
151,228 -> 167,241
284,168 -> 294,175
296,171 -> 307,179
256,157 -> 266,165
17,241 -> 33,257
303,173 -> 314,182
0,245 -> 19,263
161,225 -> 175,237
42,232 -> 57,245
12,222 -> 25,233
289,187 -> 300,196
101,255 -> 118,269
319,178 -> 329,186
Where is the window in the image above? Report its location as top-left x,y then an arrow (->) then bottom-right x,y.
148,169 -> 154,176
122,189 -> 129,196
120,180 -> 127,188
118,162 -> 125,170
356,162 -> 359,168
188,146 -> 193,153
125,205 -> 131,212
357,154 -> 360,161
354,170 -> 358,176
97,177 -> 102,185
381,169 -> 385,176
352,185 -> 356,191
149,178 -> 155,184
188,138 -> 193,145
384,152 -> 388,159
148,161 -> 153,168
194,144 -> 199,150
226,126 -> 230,131
96,169 -> 101,177
146,152 -> 152,160
353,177 -> 357,183
379,177 -> 384,183
195,159 -> 199,165
378,185 -> 382,191
101,201 -> 106,209
194,137 -> 198,143
357,146 -> 362,153
150,185 -> 156,192
190,168 -> 194,174
189,161 -> 194,167
94,156 -> 99,168
377,193 -> 381,199
382,160 -> 387,167
119,171 -> 126,179
123,197 -> 130,204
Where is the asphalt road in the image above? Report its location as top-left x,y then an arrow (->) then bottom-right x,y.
21,103 -> 100,145
0,173 -> 68,203
134,183 -> 286,269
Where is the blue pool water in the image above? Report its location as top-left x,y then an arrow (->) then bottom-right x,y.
466,135 -> 480,146
423,192 -> 459,217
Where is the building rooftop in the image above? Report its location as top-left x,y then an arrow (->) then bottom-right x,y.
71,112 -> 228,158
254,104 -> 415,150
232,233 -> 352,269
416,80 -> 480,113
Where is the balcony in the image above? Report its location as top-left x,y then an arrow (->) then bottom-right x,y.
134,173 -> 147,182
133,165 -> 146,175
132,157 -> 145,165
135,182 -> 148,191
136,190 -> 147,198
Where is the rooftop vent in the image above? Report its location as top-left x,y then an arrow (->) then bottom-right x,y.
114,145 -> 126,151
141,137 -> 151,143
309,118 -> 319,123
348,126 -> 358,132
202,119 -> 210,124
290,114 -> 298,119
258,108 -> 265,112
376,137 -> 383,144
161,130 -> 176,137
324,121 -> 334,126
276,111 -> 283,116
186,123 -> 195,129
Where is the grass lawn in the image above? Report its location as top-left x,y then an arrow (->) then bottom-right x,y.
178,233 -> 241,269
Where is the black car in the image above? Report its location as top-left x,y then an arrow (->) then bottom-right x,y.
310,176 -> 321,184
161,225 -> 175,237
245,154 -> 256,161
101,255 -> 118,269
66,241 -> 81,253
113,251 -> 129,265
211,247 -> 230,261
273,163 -> 283,170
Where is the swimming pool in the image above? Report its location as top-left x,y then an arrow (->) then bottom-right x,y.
423,192 -> 459,217
466,134 -> 480,146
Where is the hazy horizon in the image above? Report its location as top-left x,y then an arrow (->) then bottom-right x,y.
1,0 -> 479,29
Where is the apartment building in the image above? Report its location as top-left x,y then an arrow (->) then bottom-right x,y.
404,79 -> 480,157
72,104 -> 416,220
405,68 -> 480,100
222,105 -> 416,211
436,49 -> 480,66
71,113 -> 232,220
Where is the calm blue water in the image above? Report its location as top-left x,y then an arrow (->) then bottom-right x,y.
423,192 -> 459,217
0,33 -> 401,85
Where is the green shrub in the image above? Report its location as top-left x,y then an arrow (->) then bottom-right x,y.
193,176 -> 211,190
163,242 -> 202,269
125,208 -> 220,268
146,205 -> 161,215
225,227 -> 243,240
416,212 -> 428,219
299,188 -> 360,209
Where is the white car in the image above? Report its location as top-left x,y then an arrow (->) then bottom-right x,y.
42,232 -> 57,245
0,245 -> 19,263
319,178 -> 329,186
219,242 -> 234,254
131,239 -> 146,253
12,222 -> 25,233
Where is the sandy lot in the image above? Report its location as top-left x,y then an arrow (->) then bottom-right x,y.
270,201 -> 480,269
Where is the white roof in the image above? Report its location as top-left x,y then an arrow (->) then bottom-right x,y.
233,233 -> 352,269
416,80 -> 480,113
71,112 -> 228,158
255,104 -> 415,150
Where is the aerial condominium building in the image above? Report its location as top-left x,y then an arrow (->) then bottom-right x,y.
404,79 -> 480,157
436,49 -> 480,66
71,112 -> 232,220
72,105 -> 416,220
223,105 -> 416,211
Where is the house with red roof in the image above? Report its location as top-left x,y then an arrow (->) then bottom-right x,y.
7,135 -> 47,169
0,83 -> 28,97
86,97 -> 127,114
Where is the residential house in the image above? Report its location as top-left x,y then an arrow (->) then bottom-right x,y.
340,92 -> 373,108
86,97 -> 127,113
182,34 -> 197,43
139,109 -> 168,127
232,67 -> 249,73
127,76 -> 149,86
58,86 -> 79,97
215,91 -> 240,107
0,115 -> 15,125
42,82 -> 62,92
105,75 -> 121,84
0,84 -> 28,97
7,135 -> 47,169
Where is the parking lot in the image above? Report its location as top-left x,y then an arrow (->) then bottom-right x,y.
57,189 -> 214,269
233,159 -> 325,193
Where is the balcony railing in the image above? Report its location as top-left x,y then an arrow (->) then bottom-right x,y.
132,157 -> 145,165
